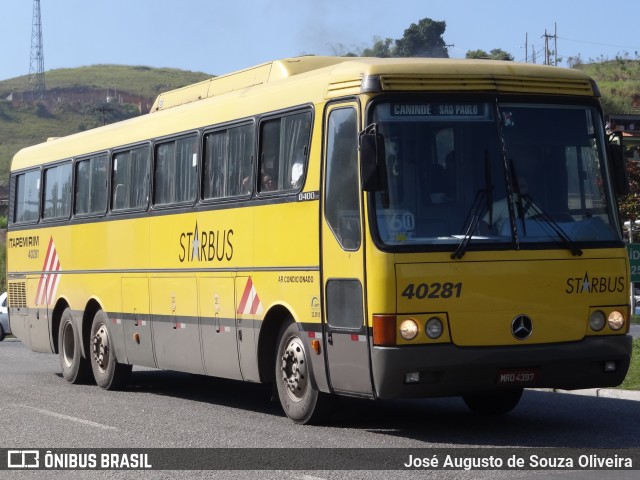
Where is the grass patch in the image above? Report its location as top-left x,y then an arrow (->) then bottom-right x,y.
619,337 -> 640,390
0,65 -> 212,183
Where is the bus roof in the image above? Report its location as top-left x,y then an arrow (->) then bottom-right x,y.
12,56 -> 598,171
150,56 -> 597,112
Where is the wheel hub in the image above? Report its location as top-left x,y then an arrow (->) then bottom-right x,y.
92,325 -> 110,372
280,337 -> 308,401
61,322 -> 75,368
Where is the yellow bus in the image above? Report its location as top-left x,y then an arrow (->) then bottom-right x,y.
7,57 -> 633,424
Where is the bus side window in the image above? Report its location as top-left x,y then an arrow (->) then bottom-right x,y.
259,120 -> 280,192
42,162 -> 72,220
12,169 -> 40,224
259,111 -> 311,194
75,154 -> 108,216
325,107 -> 361,250
203,123 -> 254,200
112,145 -> 150,212
154,136 -> 197,207
112,152 -> 129,211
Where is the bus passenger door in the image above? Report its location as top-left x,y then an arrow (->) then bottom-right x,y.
321,104 -> 373,396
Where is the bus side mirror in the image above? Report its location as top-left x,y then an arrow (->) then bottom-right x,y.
608,132 -> 630,196
359,125 -> 386,192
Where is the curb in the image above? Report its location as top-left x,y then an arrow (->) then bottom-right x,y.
535,388 -> 640,401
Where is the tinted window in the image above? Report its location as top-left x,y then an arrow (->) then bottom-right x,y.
203,124 -> 254,199
325,107 -> 361,250
75,154 -> 108,215
13,170 -> 40,223
112,145 -> 150,211
154,136 -> 198,206
42,163 -> 72,220
259,111 -> 311,194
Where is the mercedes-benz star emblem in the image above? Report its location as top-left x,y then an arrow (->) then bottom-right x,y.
511,315 -> 533,340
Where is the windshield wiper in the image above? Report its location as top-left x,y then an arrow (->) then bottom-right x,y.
522,194 -> 583,256
452,150 -> 494,260
451,189 -> 486,259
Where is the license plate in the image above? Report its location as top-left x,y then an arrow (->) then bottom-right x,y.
496,368 -> 539,385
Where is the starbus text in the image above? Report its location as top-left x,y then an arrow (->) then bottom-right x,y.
179,228 -> 234,262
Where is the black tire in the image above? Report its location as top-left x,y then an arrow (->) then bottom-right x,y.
0,324 -> 5,342
58,308 -> 92,384
463,389 -> 523,415
274,320 -> 328,424
90,310 -> 132,390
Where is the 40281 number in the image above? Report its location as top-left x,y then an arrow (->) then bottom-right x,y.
402,282 -> 462,300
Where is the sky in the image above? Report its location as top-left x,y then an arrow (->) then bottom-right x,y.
1,0 -> 639,81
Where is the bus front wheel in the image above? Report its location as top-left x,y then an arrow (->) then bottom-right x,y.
462,389 -> 523,415
90,310 -> 132,390
58,308 -> 92,384
274,320 -> 328,424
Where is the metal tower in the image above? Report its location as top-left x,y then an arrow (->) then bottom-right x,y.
28,0 -> 46,97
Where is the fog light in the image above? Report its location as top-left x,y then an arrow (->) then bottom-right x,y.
405,372 -> 420,384
604,361 -> 617,373
589,310 -> 605,331
399,319 -> 419,340
425,317 -> 443,339
607,311 -> 625,331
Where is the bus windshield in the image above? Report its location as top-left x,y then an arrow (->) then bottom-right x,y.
371,99 -> 620,250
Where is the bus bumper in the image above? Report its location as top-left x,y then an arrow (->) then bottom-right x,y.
371,335 -> 633,399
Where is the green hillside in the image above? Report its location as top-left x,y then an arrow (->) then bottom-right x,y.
0,64 -> 212,102
0,65 -> 212,183
575,58 -> 640,114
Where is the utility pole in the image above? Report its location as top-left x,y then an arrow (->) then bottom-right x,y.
542,25 -> 559,66
543,29 -> 550,65
28,0 -> 46,98
554,22 -> 558,66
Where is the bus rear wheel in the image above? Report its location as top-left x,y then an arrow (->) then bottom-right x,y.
274,320 -> 328,424
90,310 -> 132,390
58,307 -> 92,384
462,389 -> 523,415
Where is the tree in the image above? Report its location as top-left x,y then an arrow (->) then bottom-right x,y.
340,17 -> 449,59
618,153 -> 640,222
466,49 -> 514,61
362,37 -> 394,58
394,18 -> 449,58
466,49 -> 490,59
488,49 -> 514,61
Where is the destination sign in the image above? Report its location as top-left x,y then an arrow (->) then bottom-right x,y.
389,103 -> 489,118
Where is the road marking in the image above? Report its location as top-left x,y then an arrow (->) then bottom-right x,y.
14,404 -> 117,431
299,476 -> 328,480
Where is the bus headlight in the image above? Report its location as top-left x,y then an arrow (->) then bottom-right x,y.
608,310 -> 625,331
425,317 -> 443,339
399,319 -> 419,340
589,310 -> 605,331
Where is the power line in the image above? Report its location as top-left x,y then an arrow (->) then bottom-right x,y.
558,36 -> 640,51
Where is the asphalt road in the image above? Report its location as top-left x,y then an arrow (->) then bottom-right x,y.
0,338 -> 639,480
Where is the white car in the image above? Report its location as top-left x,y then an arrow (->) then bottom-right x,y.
0,292 -> 10,341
